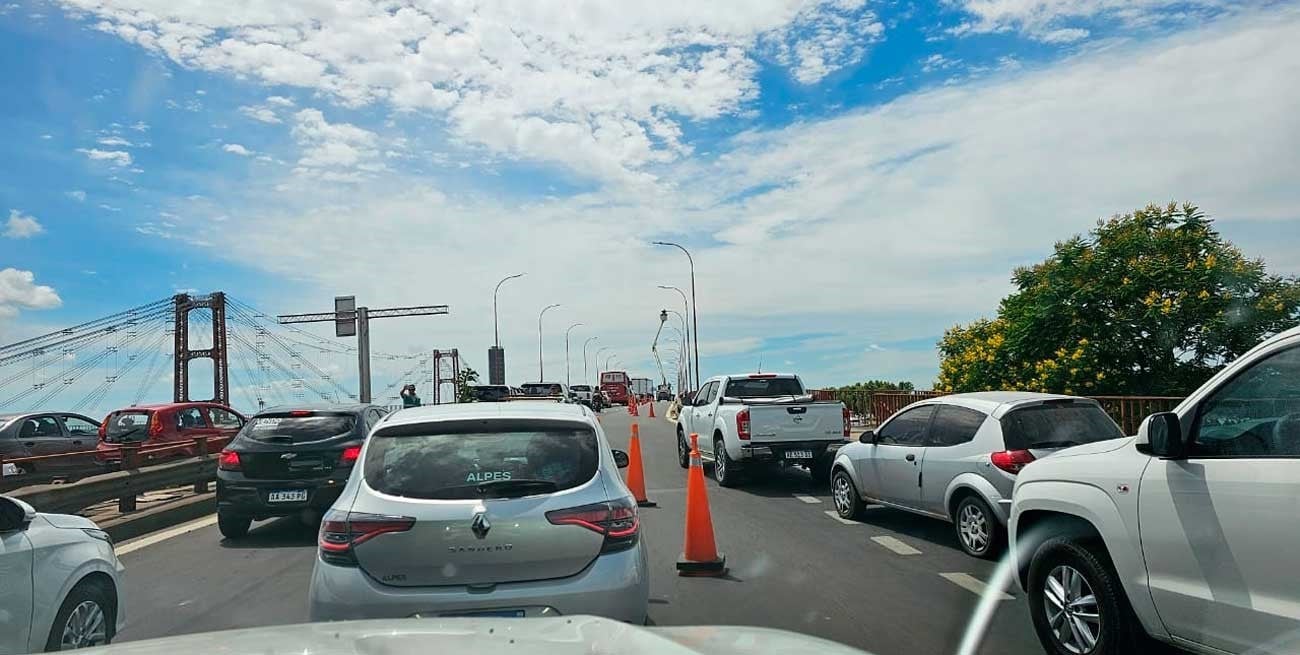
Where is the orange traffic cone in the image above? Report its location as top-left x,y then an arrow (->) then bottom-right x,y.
627,398 -> 634,415
677,433 -> 727,577
625,423 -> 656,507
648,401 -> 656,418
632,399 -> 640,416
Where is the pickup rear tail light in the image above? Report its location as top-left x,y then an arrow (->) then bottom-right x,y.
338,445 -> 362,466
147,413 -> 163,438
546,497 -> 640,553
990,449 -> 1035,474
842,407 -> 851,437
736,408 -> 751,440
218,449 -> 241,471
318,511 -> 415,566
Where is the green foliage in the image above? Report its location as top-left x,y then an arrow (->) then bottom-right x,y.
837,379 -> 915,392
456,366 -> 481,403
937,203 -> 1300,395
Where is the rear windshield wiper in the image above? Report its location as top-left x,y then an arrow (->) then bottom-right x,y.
474,479 -> 558,497
1027,439 -> 1083,449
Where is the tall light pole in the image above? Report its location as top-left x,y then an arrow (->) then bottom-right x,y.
537,303 -> 560,382
582,336 -> 598,384
490,272 -> 524,385
604,353 -> 617,371
654,240 -> 701,389
564,322 -> 583,388
658,286 -> 692,390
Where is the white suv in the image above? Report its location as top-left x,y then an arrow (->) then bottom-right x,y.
1010,325 -> 1300,655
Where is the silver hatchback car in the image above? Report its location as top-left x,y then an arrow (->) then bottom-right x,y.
307,401 -> 649,623
830,392 -> 1124,558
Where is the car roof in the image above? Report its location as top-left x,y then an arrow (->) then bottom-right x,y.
255,403 -> 373,415
917,391 -> 1086,415
381,401 -> 594,427
109,402 -> 226,411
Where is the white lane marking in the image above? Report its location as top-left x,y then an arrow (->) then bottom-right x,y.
823,510 -> 858,525
940,572 -> 1013,600
871,535 -> 921,556
114,514 -> 218,556
794,494 -> 822,504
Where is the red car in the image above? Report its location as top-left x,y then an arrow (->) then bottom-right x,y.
96,402 -> 247,465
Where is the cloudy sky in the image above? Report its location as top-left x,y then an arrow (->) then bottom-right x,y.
1,0 -> 1298,404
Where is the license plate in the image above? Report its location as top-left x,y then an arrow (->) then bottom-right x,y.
785,450 -> 814,459
447,609 -> 525,618
267,489 -> 308,503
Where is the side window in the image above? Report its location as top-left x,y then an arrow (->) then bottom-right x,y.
61,415 -> 99,436
21,416 -> 62,438
929,405 -> 986,447
176,407 -> 206,431
209,408 -> 243,429
696,382 -> 716,405
876,405 -> 935,446
365,409 -> 380,431
1191,345 -> 1300,458
705,382 -> 720,404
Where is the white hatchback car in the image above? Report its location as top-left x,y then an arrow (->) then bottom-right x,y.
1012,325 -> 1300,655
0,494 -> 125,653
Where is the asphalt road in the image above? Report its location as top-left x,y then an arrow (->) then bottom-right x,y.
113,404 -> 1045,655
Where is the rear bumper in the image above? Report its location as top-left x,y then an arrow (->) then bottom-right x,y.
738,440 -> 844,463
216,475 -> 349,518
308,542 -> 649,624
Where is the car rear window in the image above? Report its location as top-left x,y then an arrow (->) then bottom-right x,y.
521,383 -> 563,396
242,414 -> 356,443
363,420 -> 598,500
104,410 -> 152,442
723,377 -> 805,398
570,385 -> 592,392
1000,402 -> 1124,450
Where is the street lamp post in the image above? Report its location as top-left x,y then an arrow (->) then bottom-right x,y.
564,323 -> 583,388
490,273 -> 524,385
658,286 -> 692,390
596,347 -> 612,385
653,241 -> 700,389
604,354 -> 617,371
537,304 -> 560,382
582,336 -> 598,384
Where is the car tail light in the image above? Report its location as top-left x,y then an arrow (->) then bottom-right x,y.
990,449 -> 1036,474
147,412 -> 163,438
290,410 -> 314,416
97,422 -> 107,440
318,511 -> 415,566
736,408 -> 751,441
218,449 -> 241,471
338,445 -> 362,466
842,406 -> 851,438
747,373 -> 776,378
546,497 -> 640,553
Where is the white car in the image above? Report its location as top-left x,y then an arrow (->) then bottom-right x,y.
0,495 -> 124,653
1011,325 -> 1300,655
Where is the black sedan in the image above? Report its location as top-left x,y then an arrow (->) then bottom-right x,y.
215,404 -> 388,539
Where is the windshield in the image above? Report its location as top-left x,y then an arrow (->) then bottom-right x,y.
362,423 -> 598,499
3,2 -> 1294,654
1000,403 -> 1125,450
241,414 -> 356,443
103,410 -> 152,442
723,378 -> 806,398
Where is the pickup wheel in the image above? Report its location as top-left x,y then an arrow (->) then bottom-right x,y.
676,428 -> 690,469
1027,537 -> 1143,655
713,437 -> 739,487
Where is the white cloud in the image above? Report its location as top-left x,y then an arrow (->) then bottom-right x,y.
65,189 -> 87,202
921,53 -> 961,72
128,121 -> 149,131
98,204 -> 121,212
4,209 -> 44,238
56,0 -> 884,184
39,133 -> 53,140
97,135 -> 133,147
222,143 -> 253,156
289,108 -> 383,177
0,268 -> 61,319
239,104 -> 281,124
266,95 -> 294,107
76,148 -> 132,166
948,0 -> 1224,42
186,6 -> 1300,386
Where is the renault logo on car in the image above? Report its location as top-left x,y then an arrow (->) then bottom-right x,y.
470,512 -> 491,539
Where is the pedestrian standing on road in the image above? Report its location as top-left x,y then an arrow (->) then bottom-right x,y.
401,384 -> 422,408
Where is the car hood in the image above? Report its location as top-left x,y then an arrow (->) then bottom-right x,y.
39,512 -> 99,530
77,617 -> 871,655
1044,436 -> 1134,459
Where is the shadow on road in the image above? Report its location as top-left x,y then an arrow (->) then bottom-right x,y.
854,505 -> 963,552
220,516 -> 318,550
718,465 -> 831,498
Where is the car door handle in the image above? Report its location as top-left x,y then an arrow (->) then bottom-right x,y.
905,454 -> 916,462
72,440 -> 82,445
24,441 -> 36,447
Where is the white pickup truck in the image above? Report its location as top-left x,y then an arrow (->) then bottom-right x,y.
675,373 -> 849,486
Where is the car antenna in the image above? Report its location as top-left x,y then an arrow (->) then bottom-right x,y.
756,356 -> 762,374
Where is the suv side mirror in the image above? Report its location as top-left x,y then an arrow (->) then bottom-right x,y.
0,496 -> 35,532
1136,411 -> 1185,458
611,449 -> 630,469
859,430 -> 875,444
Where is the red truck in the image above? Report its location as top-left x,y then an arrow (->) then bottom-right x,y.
600,371 -> 631,405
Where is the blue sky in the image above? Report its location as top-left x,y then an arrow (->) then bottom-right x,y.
1,0 -> 1298,412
